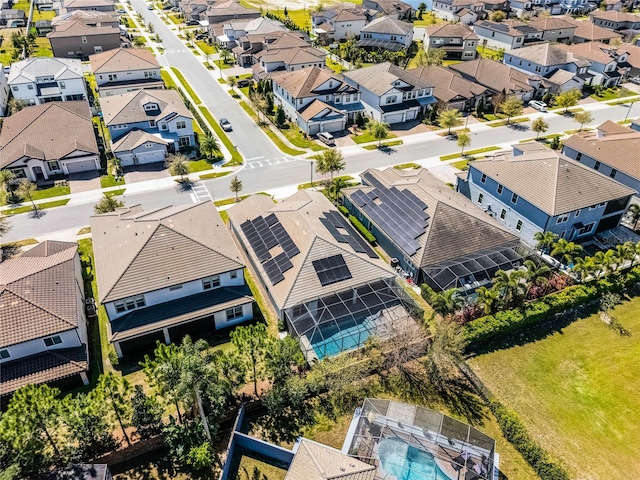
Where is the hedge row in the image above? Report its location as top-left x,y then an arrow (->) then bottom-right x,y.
348,215 -> 376,244
489,401 -> 570,480
338,205 -> 349,216
465,266 -> 640,345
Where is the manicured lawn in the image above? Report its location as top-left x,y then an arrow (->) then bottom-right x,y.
590,87 -> 636,101
451,159 -> 470,170
469,295 -> 640,480
1,199 -> 69,215
100,174 -> 125,189
476,45 -> 504,60
413,12 -> 444,26
238,101 -> 305,156
352,130 -> 396,144
279,124 -> 325,151
105,189 -> 126,198
199,106 -> 244,165
199,170 -> 231,180
170,67 -> 202,104
160,68 -> 177,89
1,183 -> 70,206
487,117 -> 529,127
167,13 -> 183,24
281,9 -> 311,29
195,40 -> 216,55
363,140 -> 403,150
394,162 -> 421,170
440,145 -> 501,161
187,158 -> 220,172
215,59 -> 234,70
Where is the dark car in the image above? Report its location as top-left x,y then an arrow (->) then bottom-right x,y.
220,118 -> 232,131
186,20 -> 199,25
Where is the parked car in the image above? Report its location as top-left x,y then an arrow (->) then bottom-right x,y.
317,131 -> 335,146
630,77 -> 640,85
220,118 -> 232,131
147,4 -> 153,9
529,100 -> 548,112
186,20 -> 199,25
116,8 -> 125,12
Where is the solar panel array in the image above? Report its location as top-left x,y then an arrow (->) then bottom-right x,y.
319,211 -> 378,259
240,214 -> 300,286
312,254 -> 352,286
351,174 -> 429,257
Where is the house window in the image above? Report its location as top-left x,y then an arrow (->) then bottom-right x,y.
0,349 -> 9,359
511,193 -> 518,204
556,214 -> 569,224
59,81 -> 66,89
386,95 -> 398,104
477,193 -> 484,204
500,208 -> 507,220
480,173 -> 487,183
11,85 -> 18,91
114,295 -> 146,313
516,219 -> 523,231
43,335 -> 62,347
577,222 -> 595,236
594,161 -> 601,171
178,136 -> 190,147
27,84 -> 34,90
226,305 -> 244,321
108,74 -> 118,81
47,160 -> 60,171
144,103 -> 158,111
575,209 -> 581,217
202,275 -> 221,290
149,120 -> 156,127
575,152 -> 582,161
230,270 -> 238,279
610,169 -> 617,178
496,184 -> 503,194
169,284 -> 183,291
176,120 -> 186,129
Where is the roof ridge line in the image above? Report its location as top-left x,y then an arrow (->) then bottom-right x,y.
281,234 -> 319,308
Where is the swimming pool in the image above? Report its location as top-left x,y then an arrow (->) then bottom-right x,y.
311,321 -> 372,360
378,438 -> 452,480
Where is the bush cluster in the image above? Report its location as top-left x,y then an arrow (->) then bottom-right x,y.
348,215 -> 376,244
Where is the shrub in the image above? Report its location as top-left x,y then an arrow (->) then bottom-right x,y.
348,215 -> 376,244
338,205 -> 349,216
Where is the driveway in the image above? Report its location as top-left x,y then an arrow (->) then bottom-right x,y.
68,172 -> 101,194
123,163 -> 170,184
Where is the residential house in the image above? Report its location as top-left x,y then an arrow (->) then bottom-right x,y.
432,0 -> 484,24
227,190 -> 420,361
590,10 -> 640,33
528,16 -> 576,43
449,57 -> 542,102
101,89 -> 195,164
0,64 -> 8,116
232,30 -> 308,67
473,19 -> 543,51
478,0 -> 511,14
180,0 -> 209,23
252,32 -> 326,78
362,0 -> 413,20
408,65 -> 488,111
48,19 -> 122,59
503,43 -> 591,91
0,9 -> 26,27
531,0 -> 565,16
90,48 -> 163,97
563,120 -> 640,195
212,17 -> 286,50
0,102 -> 100,182
623,42 -> 640,76
35,0 -> 55,11
342,168 -> 527,293
91,203 -> 254,358
358,16 -> 413,51
631,117 -> 640,131
7,57 -> 87,106
556,0 -> 595,14
424,23 -> 478,61
206,0 -> 260,26
52,9 -> 120,28
456,143 -> 635,245
62,0 -> 115,12
343,62 -> 435,124
272,66 -> 363,134
312,3 -> 369,42
570,18 -> 623,44
509,0 -> 535,18
1,241 -> 90,398
555,41 -> 630,86
35,19 -> 54,36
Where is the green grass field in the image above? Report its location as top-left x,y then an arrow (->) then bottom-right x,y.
469,296 -> 640,479
352,130 -> 396,144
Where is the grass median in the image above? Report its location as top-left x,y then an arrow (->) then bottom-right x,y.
198,107 -> 244,166
170,67 -> 202,104
440,146 -> 501,161
1,199 -> 70,215
238,101 -> 305,156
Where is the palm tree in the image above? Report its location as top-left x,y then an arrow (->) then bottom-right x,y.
593,249 -> 615,276
475,286 -> 501,315
492,269 -> 526,308
329,176 -> 349,202
199,131 -> 220,161
316,148 -> 346,183
533,231 -> 558,254
627,204 -> 640,231
572,256 -> 596,283
431,288 -> 464,320
522,259 -> 551,295
550,239 -> 583,265
613,243 -> 633,272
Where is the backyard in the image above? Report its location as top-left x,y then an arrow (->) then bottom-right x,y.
469,295 -> 640,480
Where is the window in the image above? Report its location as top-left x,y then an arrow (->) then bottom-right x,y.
594,161 -> 601,171
575,209 -> 581,217
575,152 -> 582,161
176,120 -> 186,129
149,120 -> 156,127
230,270 -> 238,279
610,169 -> 617,178
500,208 -> 507,220
477,193 -> 484,204
59,81 -> 66,89
169,284 -> 183,291
114,295 -> 145,313
556,214 -> 569,224
226,305 -> 244,321
47,160 -> 60,171
497,184 -> 503,194
386,95 -> 398,104
27,84 -> 34,90
44,335 -> 62,347
511,193 -> 518,204
108,73 -> 118,81
178,136 -> 190,147
202,275 -> 221,290
516,219 -> 523,231
0,349 -> 9,359
144,102 -> 158,111
577,222 -> 595,236
480,173 -> 487,183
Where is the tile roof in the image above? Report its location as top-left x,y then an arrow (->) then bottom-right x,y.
207,0 -> 259,16
101,89 -> 192,127
272,66 -> 354,98
545,68 -> 579,86
506,42 -> 576,66
285,439 -> 376,480
470,147 -> 635,215
0,101 -> 98,169
449,58 -> 535,94
570,19 -> 622,41
0,346 -> 88,396
555,41 -> 622,64
0,241 -> 81,349
48,19 -> 119,37
299,99 -> 343,121
111,129 -> 169,152
51,9 -> 119,27
227,191 -> 394,310
528,16 -> 577,31
474,19 -> 538,37
344,61 -> 433,96
343,168 -> 519,268
590,9 -> 640,22
90,202 -> 245,303
7,57 -> 83,84
65,0 -> 115,9
408,65 -> 487,103
426,22 -> 478,40
260,46 -> 326,66
90,47 -> 160,74
361,16 -> 413,35
563,122 -> 640,180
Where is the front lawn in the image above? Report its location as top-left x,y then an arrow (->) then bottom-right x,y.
469,295 -> 640,480
100,174 -> 125,189
279,124 -> 326,151
440,145 -> 501,161
352,130 -> 396,144
195,40 -> 216,55
187,158 -> 220,172
1,183 -> 70,206
589,86 -> 636,101
1,199 -> 69,215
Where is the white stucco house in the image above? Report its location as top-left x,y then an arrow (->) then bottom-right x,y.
358,16 -> 414,51
89,48 -> 163,97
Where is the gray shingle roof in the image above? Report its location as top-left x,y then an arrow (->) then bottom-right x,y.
344,61 -> 433,96
101,89 -> 192,126
285,439 -> 376,480
361,16 -> 413,35
7,57 -> 83,84
90,203 -> 245,303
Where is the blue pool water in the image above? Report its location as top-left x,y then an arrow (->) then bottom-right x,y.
378,439 -> 451,480
311,322 -> 372,360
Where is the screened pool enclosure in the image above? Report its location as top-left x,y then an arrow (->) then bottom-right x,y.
284,278 -> 423,362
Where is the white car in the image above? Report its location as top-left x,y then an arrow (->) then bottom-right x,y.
529,100 -> 548,112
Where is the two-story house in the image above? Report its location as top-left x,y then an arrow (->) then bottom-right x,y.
7,57 -> 87,105
569,18 -> 623,44
102,89 -> 195,165
408,65 -> 489,111
358,16 -> 413,51
91,202 -> 254,358
253,32 -> 326,78
48,19 -> 122,59
557,0 -> 595,15
232,30 -> 309,67
473,19 -> 543,51
272,66 -> 363,134
0,64 -> 9,116
343,62 -> 435,124
1,241 -> 90,398
432,0 -> 483,24
456,143 -> 635,245
528,16 -> 576,43
590,10 -> 640,32
205,0 -> 260,26
555,42 -> 629,86
212,17 -> 285,50
424,23 -> 478,61
312,3 -> 369,42
563,120 -> 640,196
0,102 -> 100,182
362,0 -> 413,20
62,0 -> 115,13
342,168 -> 527,293
90,48 -> 163,97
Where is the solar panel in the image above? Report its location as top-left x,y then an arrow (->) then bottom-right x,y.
274,252 -> 293,272
264,213 -> 278,226
241,220 -> 271,262
253,216 -> 278,249
312,254 -> 352,286
321,211 -> 378,258
263,258 -> 284,285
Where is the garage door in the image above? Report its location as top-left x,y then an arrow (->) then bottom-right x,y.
384,112 -> 405,124
65,159 -> 97,173
135,149 -> 166,164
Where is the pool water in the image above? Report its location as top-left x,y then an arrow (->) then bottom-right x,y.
311,321 -> 372,360
378,439 -> 451,480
